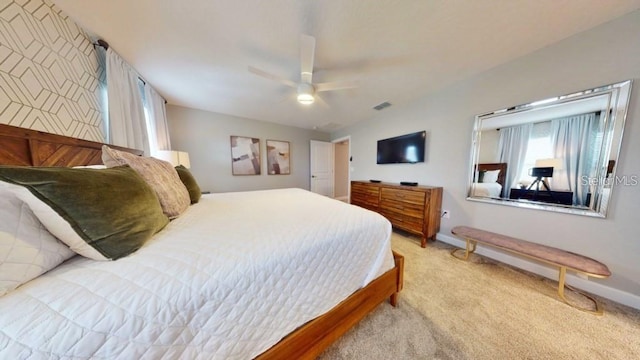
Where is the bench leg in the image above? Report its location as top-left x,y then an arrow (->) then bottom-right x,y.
557,267 -> 603,315
451,239 -> 477,261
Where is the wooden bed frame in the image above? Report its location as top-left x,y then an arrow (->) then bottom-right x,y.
0,124 -> 143,166
475,162 -> 507,197
0,123 -> 404,359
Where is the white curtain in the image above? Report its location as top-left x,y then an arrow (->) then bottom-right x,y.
497,123 -> 533,195
143,85 -> 171,155
95,46 -> 109,142
550,112 -> 601,205
106,48 -> 149,155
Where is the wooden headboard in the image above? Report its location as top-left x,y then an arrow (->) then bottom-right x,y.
0,124 -> 143,167
476,162 -> 508,196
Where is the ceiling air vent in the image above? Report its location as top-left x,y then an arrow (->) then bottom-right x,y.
373,101 -> 392,111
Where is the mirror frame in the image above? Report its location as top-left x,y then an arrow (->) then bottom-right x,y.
467,80 -> 633,218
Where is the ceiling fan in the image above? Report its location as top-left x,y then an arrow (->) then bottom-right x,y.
248,34 -> 357,105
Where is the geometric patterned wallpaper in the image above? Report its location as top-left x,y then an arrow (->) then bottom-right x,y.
0,0 -> 105,142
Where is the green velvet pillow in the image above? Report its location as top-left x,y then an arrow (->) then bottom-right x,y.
175,165 -> 202,204
0,165 -> 169,260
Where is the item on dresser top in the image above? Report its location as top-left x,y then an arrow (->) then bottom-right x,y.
400,181 -> 418,186
370,179 -> 382,183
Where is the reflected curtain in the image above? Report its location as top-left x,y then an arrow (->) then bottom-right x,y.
550,112 -> 601,206
497,123 -> 533,195
106,48 -> 149,155
143,85 -> 171,155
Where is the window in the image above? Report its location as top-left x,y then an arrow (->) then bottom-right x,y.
518,121 -> 552,184
138,79 -> 159,156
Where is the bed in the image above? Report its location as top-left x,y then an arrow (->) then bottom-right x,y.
470,163 -> 507,198
0,124 -> 404,359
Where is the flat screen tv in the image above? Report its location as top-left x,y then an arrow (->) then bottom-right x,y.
377,131 -> 426,164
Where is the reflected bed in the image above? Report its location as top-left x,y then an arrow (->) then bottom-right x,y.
470,162 -> 507,198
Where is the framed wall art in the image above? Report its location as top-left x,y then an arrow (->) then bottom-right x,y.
266,140 -> 290,175
230,136 -> 261,175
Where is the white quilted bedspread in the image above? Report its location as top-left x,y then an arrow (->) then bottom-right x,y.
0,188 -> 394,359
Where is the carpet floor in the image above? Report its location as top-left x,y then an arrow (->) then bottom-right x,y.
319,231 -> 640,359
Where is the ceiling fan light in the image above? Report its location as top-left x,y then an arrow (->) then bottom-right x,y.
297,83 -> 315,105
297,93 -> 315,104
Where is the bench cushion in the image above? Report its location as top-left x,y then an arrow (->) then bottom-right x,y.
451,226 -> 610,277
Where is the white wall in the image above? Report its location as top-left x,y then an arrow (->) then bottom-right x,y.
332,11 -> 640,306
167,105 -> 330,193
478,129 -> 500,163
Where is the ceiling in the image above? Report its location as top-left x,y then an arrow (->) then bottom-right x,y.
52,0 -> 640,132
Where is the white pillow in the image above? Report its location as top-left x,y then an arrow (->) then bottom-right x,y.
0,186 -> 75,296
482,170 -> 500,183
1,182 -> 107,260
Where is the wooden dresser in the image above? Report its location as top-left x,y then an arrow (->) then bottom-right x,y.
350,181 -> 443,247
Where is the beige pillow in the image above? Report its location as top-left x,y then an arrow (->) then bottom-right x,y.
102,146 -> 190,219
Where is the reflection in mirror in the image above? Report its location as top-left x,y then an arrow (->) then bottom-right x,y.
467,80 -> 632,217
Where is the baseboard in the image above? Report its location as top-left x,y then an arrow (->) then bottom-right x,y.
437,232 -> 640,311
335,196 -> 349,202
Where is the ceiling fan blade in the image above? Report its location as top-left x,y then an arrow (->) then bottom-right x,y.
315,81 -> 357,92
276,93 -> 296,104
314,93 -> 329,108
248,66 -> 297,88
300,34 -> 315,84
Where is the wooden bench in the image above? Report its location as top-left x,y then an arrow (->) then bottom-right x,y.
451,226 -> 611,315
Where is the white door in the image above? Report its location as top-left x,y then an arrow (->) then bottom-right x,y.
310,140 -> 334,197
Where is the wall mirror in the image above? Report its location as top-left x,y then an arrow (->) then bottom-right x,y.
467,80 -> 632,217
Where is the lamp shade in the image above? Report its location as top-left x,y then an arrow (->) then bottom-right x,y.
155,150 -> 191,168
177,152 -> 190,168
535,158 -> 563,170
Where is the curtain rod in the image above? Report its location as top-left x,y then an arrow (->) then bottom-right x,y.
93,39 -> 166,104
94,39 -> 109,50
